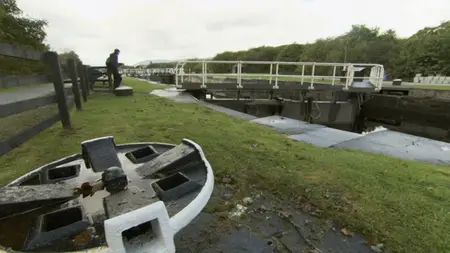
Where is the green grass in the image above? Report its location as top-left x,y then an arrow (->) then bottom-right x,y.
122,78 -> 168,93
0,104 -> 59,140
0,78 -> 449,252
409,85 -> 450,90
0,83 -> 52,93
383,84 -> 450,90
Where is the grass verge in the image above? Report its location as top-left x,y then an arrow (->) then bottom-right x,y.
0,83 -> 52,93
383,84 -> 450,91
408,85 -> 450,90
0,104 -> 59,141
122,77 -> 168,93
0,79 -> 449,253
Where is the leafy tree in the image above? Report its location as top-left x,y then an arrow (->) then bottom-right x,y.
0,0 -> 48,74
0,0 -> 47,49
204,22 -> 450,80
394,21 -> 450,79
60,51 -> 80,61
57,50 -> 82,75
144,21 -> 450,81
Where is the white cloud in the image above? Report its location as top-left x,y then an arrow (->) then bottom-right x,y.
16,0 -> 450,65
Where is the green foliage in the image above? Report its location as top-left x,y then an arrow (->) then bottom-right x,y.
0,56 -> 47,75
59,50 -> 81,61
143,22 -> 450,80
0,0 -> 48,75
0,0 -> 48,49
394,21 -> 450,78
0,1 -> 81,76
59,50 -> 81,74
202,22 -> 450,80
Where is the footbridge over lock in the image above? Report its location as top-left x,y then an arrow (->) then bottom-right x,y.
174,60 -> 385,93
126,60 -> 449,141
171,60 -> 384,132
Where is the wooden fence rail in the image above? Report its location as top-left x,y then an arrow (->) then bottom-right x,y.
0,74 -> 50,89
0,42 -> 91,156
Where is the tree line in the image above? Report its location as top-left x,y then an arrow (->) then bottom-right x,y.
3,0 -> 449,81
0,0 -> 82,75
0,0 -> 48,74
149,22 -> 450,81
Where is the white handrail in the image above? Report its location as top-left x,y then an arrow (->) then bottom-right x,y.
122,60 -> 385,91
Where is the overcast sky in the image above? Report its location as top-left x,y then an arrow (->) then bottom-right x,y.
16,0 -> 450,66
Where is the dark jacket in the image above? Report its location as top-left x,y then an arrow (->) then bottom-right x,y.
106,53 -> 119,68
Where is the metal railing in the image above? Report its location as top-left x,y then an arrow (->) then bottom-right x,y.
121,68 -> 176,75
174,60 -> 384,91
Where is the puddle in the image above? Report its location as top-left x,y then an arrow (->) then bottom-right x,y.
150,89 -> 198,103
175,187 -> 377,253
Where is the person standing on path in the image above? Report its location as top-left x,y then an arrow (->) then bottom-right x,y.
106,49 -> 122,89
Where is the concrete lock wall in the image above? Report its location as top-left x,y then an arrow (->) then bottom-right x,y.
281,101 -> 356,126
409,89 -> 450,100
208,99 -> 356,127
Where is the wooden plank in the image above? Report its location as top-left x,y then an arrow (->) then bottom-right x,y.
0,184 -> 76,204
136,143 -> 198,178
103,183 -> 158,218
78,63 -> 88,102
67,59 -> 82,110
0,113 -> 60,156
0,97 -> 74,155
78,63 -> 88,101
0,42 -> 44,61
107,71 -> 113,90
0,94 -> 56,119
0,74 -> 50,89
46,52 -> 72,129
0,184 -> 78,218
85,65 -> 93,91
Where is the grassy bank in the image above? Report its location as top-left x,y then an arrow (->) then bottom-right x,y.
0,83 -> 52,93
410,84 -> 450,90
0,78 -> 449,252
121,78 -> 167,93
0,104 -> 58,140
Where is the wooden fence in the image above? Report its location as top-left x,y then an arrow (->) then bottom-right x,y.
90,66 -> 113,91
0,42 -> 93,156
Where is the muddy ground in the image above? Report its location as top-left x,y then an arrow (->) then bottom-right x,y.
175,182 -> 387,253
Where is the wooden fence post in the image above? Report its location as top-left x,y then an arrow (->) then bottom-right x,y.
78,62 -> 88,101
46,51 -> 72,129
68,59 -> 82,110
85,65 -> 93,91
107,69 -> 113,91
